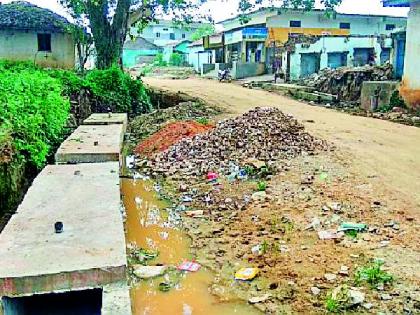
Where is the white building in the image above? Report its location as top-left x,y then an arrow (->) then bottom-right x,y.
217,8 -> 406,80
383,0 -> 420,109
130,20 -> 207,47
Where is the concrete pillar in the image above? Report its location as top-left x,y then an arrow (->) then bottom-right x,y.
400,1 -> 420,108
320,51 -> 328,70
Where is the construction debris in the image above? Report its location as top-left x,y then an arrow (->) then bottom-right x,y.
135,121 -> 214,157
130,101 -> 220,143
142,107 -> 328,176
301,63 -> 393,102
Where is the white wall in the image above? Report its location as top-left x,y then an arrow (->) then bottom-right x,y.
0,30 -> 75,69
266,11 -> 406,36
188,45 -> 211,72
403,2 -> 420,89
287,36 -> 385,80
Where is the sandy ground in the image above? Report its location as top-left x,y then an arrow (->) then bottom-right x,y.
144,77 -> 420,212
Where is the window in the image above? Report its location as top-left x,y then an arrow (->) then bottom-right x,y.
163,28 -> 169,31
156,32 -> 160,38
340,22 -> 351,29
290,20 -> 301,28
386,24 -> 396,31
182,33 -> 186,39
169,33 -> 175,40
37,33 -> 51,52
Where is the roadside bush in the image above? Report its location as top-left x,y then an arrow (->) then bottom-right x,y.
169,53 -> 183,66
153,53 -> 167,67
85,65 -> 152,114
0,62 -> 70,167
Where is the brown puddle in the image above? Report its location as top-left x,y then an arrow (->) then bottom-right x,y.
121,178 -> 260,315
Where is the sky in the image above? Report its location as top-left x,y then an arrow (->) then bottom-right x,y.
0,0 -> 409,22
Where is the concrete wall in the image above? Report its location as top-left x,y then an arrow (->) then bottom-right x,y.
232,61 -> 266,79
188,46 -> 212,72
400,2 -> 420,108
123,49 -> 160,68
221,9 -> 406,36
361,81 -> 400,111
266,11 -> 406,36
0,30 -> 75,69
287,36 -> 387,80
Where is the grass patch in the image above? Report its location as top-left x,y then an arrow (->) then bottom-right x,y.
354,260 -> 394,288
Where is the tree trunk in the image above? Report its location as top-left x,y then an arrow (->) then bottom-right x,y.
86,0 -> 130,69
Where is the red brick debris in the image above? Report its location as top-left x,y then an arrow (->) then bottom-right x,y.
135,121 -> 214,157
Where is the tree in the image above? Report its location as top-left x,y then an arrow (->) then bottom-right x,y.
59,0 -> 342,69
191,24 -> 215,41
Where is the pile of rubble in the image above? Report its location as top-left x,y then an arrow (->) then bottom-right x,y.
301,63 -> 393,102
135,121 -> 214,157
130,101 -> 220,142
142,107 -> 328,176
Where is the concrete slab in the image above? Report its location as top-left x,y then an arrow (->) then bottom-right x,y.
83,113 -> 128,131
55,124 -> 124,164
0,163 -> 127,297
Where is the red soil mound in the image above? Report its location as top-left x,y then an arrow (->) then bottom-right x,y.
135,121 -> 213,156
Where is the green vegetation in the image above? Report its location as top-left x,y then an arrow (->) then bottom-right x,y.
153,53 -> 167,67
0,61 -> 70,167
325,294 -> 341,313
196,117 -> 210,125
354,261 -> 394,288
0,61 -> 151,220
169,53 -> 184,67
257,181 -> 267,192
378,90 -> 407,113
85,65 -> 151,113
191,24 -> 215,41
345,230 -> 358,239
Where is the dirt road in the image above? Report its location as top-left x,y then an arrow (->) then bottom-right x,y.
144,77 -> 420,209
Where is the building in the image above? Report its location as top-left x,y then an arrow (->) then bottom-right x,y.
216,8 -> 406,80
130,20 -> 206,47
188,40 -> 212,72
383,0 -> 419,108
0,1 -> 76,69
123,37 -> 162,68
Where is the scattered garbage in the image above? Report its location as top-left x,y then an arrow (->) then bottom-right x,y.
178,261 -> 201,272
339,222 -> 368,232
185,210 -> 204,218
318,230 -> 344,240
235,268 -> 259,281
248,294 -> 271,304
158,282 -> 171,292
133,265 -> 167,279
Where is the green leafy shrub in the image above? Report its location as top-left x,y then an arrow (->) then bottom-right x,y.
169,53 -> 183,66
0,62 -> 70,167
85,65 -> 151,114
153,53 -> 167,67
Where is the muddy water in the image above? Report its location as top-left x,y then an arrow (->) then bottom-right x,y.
121,178 -> 260,315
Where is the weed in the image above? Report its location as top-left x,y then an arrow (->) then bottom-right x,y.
345,230 -> 358,239
260,240 -> 270,254
196,117 -> 210,125
257,181 -> 267,192
325,294 -> 340,313
354,261 -> 394,288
